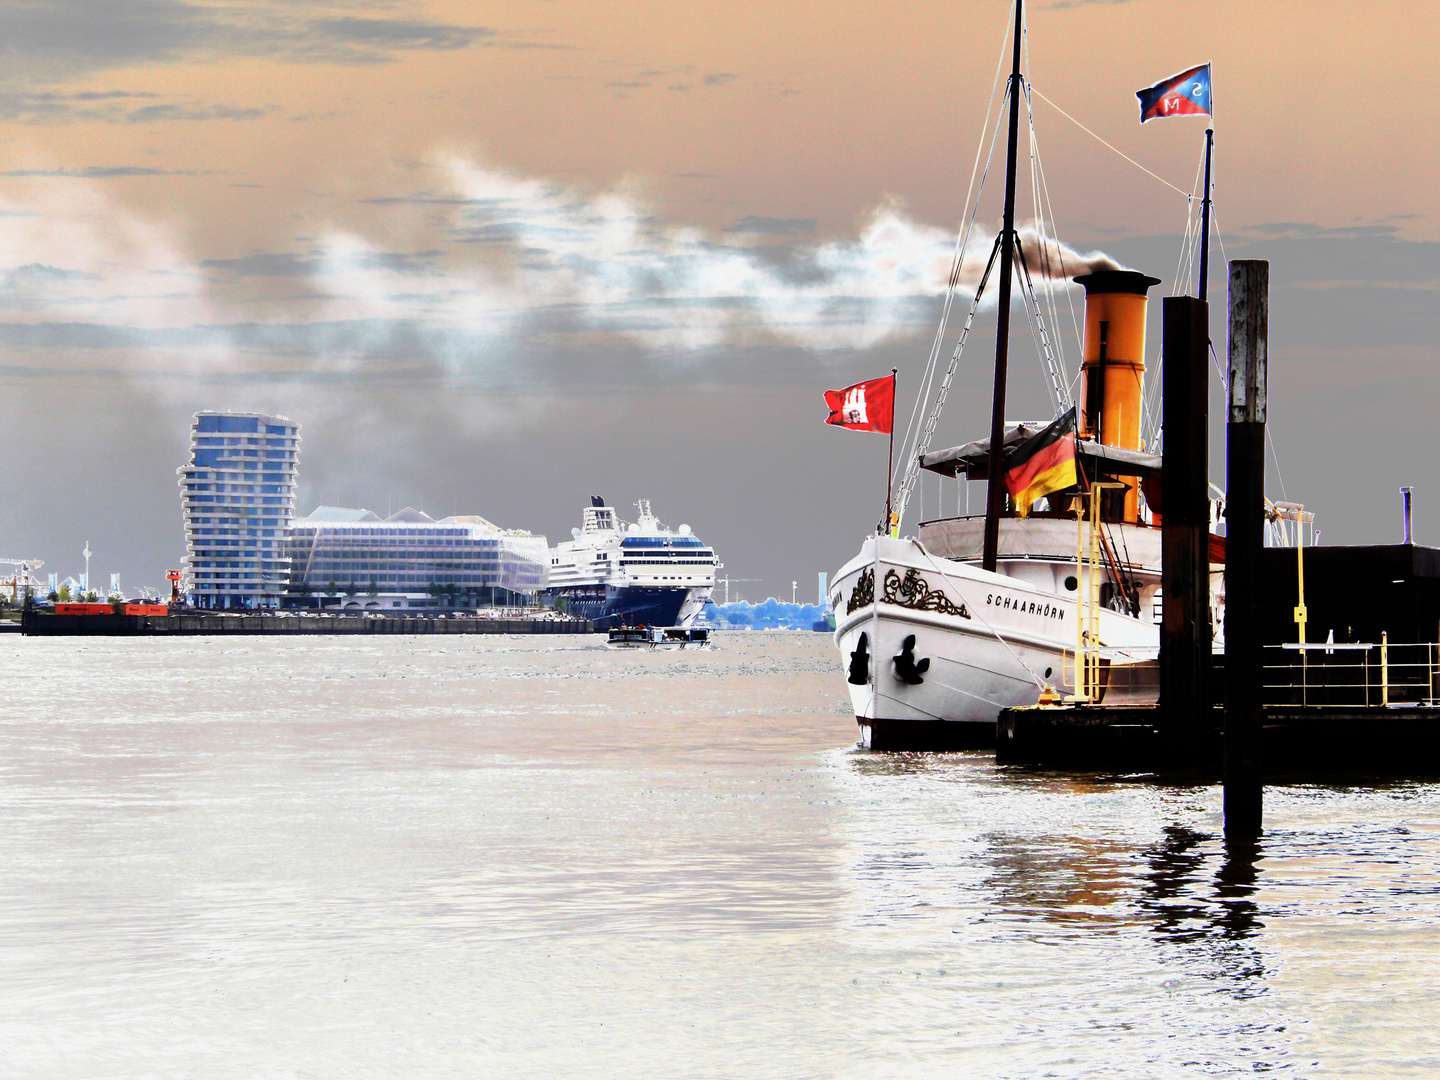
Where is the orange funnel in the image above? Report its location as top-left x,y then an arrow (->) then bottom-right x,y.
1074,269 -> 1161,521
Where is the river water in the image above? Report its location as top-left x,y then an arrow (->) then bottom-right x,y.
1,632 -> 1437,1077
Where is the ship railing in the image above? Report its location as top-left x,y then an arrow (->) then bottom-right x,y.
1262,640 -> 1440,707
1058,644 -> 1160,700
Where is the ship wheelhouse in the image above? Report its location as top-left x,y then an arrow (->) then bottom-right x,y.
916,429 -> 1165,617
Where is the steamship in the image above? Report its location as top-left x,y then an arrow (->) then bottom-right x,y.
545,497 -> 717,630
834,275 -> 1189,749
831,0 -> 1221,750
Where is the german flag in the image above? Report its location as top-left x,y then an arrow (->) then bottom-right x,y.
1004,408 -> 1079,517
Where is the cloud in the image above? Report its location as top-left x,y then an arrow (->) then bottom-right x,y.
201,252 -> 320,278
124,103 -> 269,123
0,165 -> 184,177
1245,221 -> 1401,240
725,216 -> 817,237
301,157 -> 1122,355
0,1 -> 513,82
1044,0 -> 1140,9
312,16 -> 489,50
0,87 -> 267,124
0,157 -> 1125,396
702,72 -> 739,87
202,249 -> 441,277
0,262 -> 103,311
0,178 -> 204,334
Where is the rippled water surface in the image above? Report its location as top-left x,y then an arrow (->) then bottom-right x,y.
2,632 -> 1439,1077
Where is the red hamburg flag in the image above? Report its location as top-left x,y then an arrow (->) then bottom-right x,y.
823,374 -> 895,434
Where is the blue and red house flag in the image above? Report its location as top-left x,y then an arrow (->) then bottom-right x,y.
1137,64 -> 1212,123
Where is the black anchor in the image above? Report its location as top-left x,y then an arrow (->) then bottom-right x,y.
848,632 -> 870,685
893,634 -> 930,685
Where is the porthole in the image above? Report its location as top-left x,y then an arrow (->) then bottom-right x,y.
1044,666 -> 1053,679
1064,576 -> 1077,591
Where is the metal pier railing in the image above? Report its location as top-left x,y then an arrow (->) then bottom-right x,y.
1262,639 -> 1440,708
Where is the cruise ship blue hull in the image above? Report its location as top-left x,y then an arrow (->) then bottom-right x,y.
551,585 -> 698,630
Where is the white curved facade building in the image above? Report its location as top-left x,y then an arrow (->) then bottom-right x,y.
284,506 -> 548,610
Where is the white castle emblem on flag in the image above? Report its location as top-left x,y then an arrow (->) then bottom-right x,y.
842,385 -> 869,424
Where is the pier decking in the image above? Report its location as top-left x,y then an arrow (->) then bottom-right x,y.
997,701 -> 1440,775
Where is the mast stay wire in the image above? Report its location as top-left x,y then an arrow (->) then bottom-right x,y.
1023,81 -> 1204,455
1017,57 -> 1076,413
890,2 -> 1015,505
1013,237 -> 1070,413
1142,141 -> 1209,453
897,4 -> 1091,528
1021,25 -> 1085,385
894,237 -> 1004,527
891,40 -> 1016,528
1027,84 -> 1191,197
1026,78 -> 1278,528
1029,108 -> 1086,392
892,106 -> 1006,523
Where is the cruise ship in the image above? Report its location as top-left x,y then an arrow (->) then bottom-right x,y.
545,498 -> 717,629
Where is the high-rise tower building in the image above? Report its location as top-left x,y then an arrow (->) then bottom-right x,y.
177,412 -> 299,609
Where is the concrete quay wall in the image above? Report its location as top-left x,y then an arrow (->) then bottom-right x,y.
21,611 -> 594,636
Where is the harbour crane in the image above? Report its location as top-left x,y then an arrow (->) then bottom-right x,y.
717,576 -> 761,605
0,558 -> 45,603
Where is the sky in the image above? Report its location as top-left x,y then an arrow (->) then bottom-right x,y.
0,0 -> 1436,599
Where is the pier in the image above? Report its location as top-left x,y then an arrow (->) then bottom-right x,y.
998,702 -> 1440,776
994,259 -> 1440,797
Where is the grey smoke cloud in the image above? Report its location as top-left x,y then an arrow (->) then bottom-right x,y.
0,157 -> 1130,381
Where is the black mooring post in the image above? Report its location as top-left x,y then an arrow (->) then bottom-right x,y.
1225,260 -> 1268,835
1159,295 -> 1211,767
1198,129 -> 1214,303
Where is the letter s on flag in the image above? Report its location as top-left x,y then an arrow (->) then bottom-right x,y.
824,374 -> 895,434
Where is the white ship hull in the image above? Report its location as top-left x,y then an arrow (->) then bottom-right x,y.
833,534 -> 1159,750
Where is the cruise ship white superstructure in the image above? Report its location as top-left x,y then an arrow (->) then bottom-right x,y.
545,498 -> 717,628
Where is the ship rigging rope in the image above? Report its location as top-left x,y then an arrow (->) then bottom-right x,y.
895,237 -> 1002,530
890,1 -> 1015,507
910,539 -> 1049,690
1017,56 -> 1076,411
1014,238 -> 1070,413
1022,25 -> 1084,387
1030,114 -> 1086,397
1142,143 -> 1210,452
895,3 -> 1085,530
1028,85 -> 1190,198
891,107 -> 1009,524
